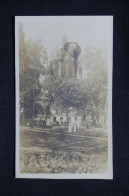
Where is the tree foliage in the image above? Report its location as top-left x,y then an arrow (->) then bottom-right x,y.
79,47 -> 108,126
19,23 -> 48,124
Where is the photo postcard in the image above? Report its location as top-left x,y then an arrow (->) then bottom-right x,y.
15,16 -> 113,179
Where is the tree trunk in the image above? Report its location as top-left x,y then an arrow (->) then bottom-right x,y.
66,108 -> 69,126
46,114 -> 48,125
85,114 -> 88,129
96,110 -> 100,127
32,72 -> 35,128
91,113 -> 96,126
83,114 -> 88,128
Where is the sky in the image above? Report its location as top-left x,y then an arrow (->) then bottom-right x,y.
16,16 -> 113,57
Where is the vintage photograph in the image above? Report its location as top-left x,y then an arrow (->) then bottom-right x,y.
15,16 -> 113,179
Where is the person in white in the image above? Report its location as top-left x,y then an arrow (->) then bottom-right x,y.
68,119 -> 73,132
73,117 -> 77,132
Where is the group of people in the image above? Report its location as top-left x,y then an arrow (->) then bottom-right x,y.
68,118 -> 78,132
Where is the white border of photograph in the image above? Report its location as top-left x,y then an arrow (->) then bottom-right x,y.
15,16 -> 113,179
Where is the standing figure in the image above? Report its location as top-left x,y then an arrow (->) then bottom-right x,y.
68,119 -> 73,132
73,117 -> 77,132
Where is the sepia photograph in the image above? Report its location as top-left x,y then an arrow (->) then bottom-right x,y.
15,16 -> 113,179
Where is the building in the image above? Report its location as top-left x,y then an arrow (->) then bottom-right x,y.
44,42 -> 83,127
50,42 -> 82,79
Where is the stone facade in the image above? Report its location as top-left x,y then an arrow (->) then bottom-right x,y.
50,42 -> 82,79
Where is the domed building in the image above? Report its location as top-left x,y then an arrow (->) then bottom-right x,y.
50,42 -> 82,79
44,42 -> 83,127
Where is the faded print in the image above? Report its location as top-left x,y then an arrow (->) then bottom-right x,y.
15,16 -> 113,179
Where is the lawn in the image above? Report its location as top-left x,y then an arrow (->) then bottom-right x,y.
20,126 -> 108,174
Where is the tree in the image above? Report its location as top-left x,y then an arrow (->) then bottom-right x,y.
19,23 -> 48,126
80,47 -> 107,82
80,47 -> 108,127
54,78 -> 90,126
40,75 -> 56,122
89,81 -> 107,127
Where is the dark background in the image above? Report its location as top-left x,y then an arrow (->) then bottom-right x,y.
0,0 -> 129,195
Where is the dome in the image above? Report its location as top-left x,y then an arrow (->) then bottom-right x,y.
62,42 -> 81,59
